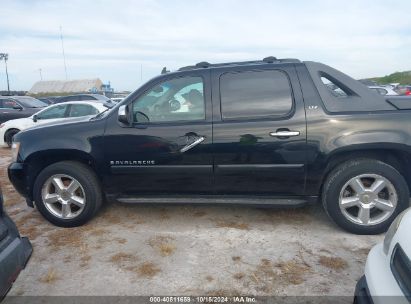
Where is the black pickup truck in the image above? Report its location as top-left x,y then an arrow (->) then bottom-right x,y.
7,57 -> 411,234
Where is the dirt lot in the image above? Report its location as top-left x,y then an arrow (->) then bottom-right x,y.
1,147 -> 382,299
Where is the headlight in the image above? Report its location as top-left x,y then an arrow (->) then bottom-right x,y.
383,208 -> 410,255
11,142 -> 20,162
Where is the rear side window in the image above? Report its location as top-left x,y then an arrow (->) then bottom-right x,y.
0,99 -> 17,109
320,76 -> 350,97
69,104 -> 99,117
220,70 -> 293,120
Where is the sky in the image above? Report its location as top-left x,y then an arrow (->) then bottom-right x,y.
0,0 -> 410,91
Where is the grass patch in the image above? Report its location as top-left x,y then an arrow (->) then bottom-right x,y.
233,272 -> 245,280
215,221 -> 249,230
110,252 -> 139,267
148,236 -> 176,257
232,256 -> 241,262
39,268 -> 59,284
318,256 -> 348,271
137,262 -> 160,278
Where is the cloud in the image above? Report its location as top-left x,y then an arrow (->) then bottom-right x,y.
0,0 -> 410,90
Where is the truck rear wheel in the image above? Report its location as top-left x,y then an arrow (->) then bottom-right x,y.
322,159 -> 409,234
33,161 -> 102,227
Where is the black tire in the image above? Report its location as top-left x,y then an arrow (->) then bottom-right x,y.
4,129 -> 20,147
33,161 -> 102,227
322,159 -> 409,235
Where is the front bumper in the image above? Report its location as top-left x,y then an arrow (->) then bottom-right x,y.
362,243 -> 408,304
7,163 -> 30,200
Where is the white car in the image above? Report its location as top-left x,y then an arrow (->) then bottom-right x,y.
354,207 -> 411,304
0,101 -> 108,147
368,86 -> 399,96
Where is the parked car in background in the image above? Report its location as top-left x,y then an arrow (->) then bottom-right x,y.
0,96 -> 47,124
0,101 -> 109,147
396,86 -> 411,96
7,57 -> 411,234
37,96 -> 60,105
354,208 -> 411,304
368,86 -> 399,96
111,97 -> 124,103
54,94 -> 113,104
0,186 -> 32,299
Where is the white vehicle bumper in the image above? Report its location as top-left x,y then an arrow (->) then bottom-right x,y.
363,243 -> 407,304
0,128 -> 7,147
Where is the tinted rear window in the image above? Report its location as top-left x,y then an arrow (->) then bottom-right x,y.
220,70 -> 293,120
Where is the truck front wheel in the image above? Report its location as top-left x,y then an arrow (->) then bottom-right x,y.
33,161 -> 103,227
322,159 -> 409,234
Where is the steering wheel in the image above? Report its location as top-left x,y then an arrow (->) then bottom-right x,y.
135,111 -> 150,123
169,98 -> 181,112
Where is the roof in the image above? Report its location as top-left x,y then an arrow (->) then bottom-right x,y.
29,79 -> 103,94
178,56 -> 301,71
37,101 -> 108,114
51,100 -> 107,107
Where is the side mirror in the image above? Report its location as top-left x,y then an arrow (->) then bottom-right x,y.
13,104 -> 23,111
32,115 -> 38,122
118,105 -> 131,125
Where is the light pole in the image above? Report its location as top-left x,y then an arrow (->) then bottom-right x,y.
0,53 -> 10,95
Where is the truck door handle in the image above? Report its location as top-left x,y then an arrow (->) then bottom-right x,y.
269,130 -> 300,137
180,136 -> 205,153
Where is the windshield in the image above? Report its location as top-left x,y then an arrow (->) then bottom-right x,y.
16,96 -> 47,108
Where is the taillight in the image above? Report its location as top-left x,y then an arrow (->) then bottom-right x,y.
406,91 -> 411,96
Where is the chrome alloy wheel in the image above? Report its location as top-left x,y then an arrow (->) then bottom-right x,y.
41,174 -> 86,219
339,174 -> 398,226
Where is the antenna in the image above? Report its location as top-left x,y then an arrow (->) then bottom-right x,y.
60,26 -> 68,80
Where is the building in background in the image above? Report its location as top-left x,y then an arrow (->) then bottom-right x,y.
28,78 -> 114,97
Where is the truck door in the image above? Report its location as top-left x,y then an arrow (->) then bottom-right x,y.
212,66 -> 307,195
102,70 -> 213,196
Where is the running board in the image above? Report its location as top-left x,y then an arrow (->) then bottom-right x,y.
115,195 -> 316,207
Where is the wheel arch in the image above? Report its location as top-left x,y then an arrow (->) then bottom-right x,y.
319,147 -> 411,197
24,149 -> 101,202
4,127 -> 20,141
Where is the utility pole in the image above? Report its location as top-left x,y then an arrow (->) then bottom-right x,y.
38,68 -> 43,80
0,53 -> 10,95
60,26 -> 68,80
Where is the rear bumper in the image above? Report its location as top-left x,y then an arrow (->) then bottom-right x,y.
0,216 -> 33,299
354,276 -> 374,304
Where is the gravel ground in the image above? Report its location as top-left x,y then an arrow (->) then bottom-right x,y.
0,147 -> 383,300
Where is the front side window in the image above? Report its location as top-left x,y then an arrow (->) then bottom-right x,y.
132,76 -> 205,123
37,104 -> 68,120
220,70 -> 293,120
69,104 -> 99,117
